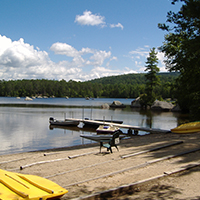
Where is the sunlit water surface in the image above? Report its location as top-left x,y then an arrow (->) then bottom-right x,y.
0,97 -> 189,155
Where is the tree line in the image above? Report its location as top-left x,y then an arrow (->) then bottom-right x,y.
0,72 -> 178,99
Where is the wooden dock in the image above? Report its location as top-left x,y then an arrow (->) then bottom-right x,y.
65,118 -> 170,134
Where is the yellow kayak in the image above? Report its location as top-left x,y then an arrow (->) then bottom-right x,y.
171,121 -> 200,133
0,169 -> 68,200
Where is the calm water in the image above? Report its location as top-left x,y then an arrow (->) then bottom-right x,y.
0,97 -> 189,155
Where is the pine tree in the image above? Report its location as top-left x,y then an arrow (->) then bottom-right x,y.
140,48 -> 160,108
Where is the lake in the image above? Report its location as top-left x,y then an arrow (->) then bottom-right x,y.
0,97 -> 189,155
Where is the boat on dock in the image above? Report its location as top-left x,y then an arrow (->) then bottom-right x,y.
96,124 -> 120,134
49,117 -> 79,126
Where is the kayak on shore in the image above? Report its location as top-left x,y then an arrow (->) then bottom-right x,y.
0,168 -> 68,199
171,121 -> 200,134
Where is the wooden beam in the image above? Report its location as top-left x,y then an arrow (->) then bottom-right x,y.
64,147 -> 200,187
121,141 -> 183,159
66,118 -> 170,134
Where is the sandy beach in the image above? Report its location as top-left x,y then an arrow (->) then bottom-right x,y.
0,131 -> 200,199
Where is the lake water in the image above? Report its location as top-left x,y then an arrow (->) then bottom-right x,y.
0,97 -> 189,155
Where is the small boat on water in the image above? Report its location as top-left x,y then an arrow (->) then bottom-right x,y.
171,121 -> 200,133
96,124 -> 120,134
0,168 -> 68,199
49,117 -> 79,126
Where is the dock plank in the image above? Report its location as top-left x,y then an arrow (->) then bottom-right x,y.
65,118 -> 170,134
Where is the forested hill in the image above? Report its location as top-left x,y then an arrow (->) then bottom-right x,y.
0,72 -> 179,98
87,72 -> 179,85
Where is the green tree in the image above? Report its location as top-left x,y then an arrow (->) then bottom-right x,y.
158,0 -> 200,118
140,48 -> 160,108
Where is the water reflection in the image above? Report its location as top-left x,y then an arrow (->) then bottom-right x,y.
0,99 -> 189,155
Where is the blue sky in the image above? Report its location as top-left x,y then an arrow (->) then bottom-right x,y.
0,0 -> 182,81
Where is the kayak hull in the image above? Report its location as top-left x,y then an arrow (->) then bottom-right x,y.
171,121 -> 200,133
0,169 -> 68,200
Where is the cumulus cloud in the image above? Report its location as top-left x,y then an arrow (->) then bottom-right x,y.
89,65 -> 137,80
157,51 -> 165,65
0,37 -> 49,68
90,66 -> 123,79
110,23 -> 124,30
50,42 -> 111,68
75,10 -> 123,30
129,46 -> 167,72
110,56 -> 117,61
0,35 -> 54,80
129,47 -> 149,58
50,42 -> 79,57
0,35 -> 167,82
75,10 -> 106,27
87,50 -> 111,66
1,35 -> 135,81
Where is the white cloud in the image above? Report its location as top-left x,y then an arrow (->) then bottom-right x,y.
110,56 -> 117,61
0,35 -> 53,80
110,23 -> 124,30
75,10 -> 124,30
157,51 -> 165,65
129,47 -> 149,57
88,66 -> 138,80
50,42 -> 79,57
124,67 -> 138,74
80,47 -> 93,54
75,10 -> 106,27
88,50 -> 111,66
50,43 -> 112,68
0,35 -> 155,82
128,46 -> 168,72
157,51 -> 168,72
0,37 -> 49,68
90,66 -> 122,79
0,35 -> 129,81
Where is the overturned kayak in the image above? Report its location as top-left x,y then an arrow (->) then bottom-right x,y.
0,168 -> 68,199
171,121 -> 200,133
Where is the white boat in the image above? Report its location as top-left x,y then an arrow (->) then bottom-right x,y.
96,124 -> 120,134
49,117 -> 79,126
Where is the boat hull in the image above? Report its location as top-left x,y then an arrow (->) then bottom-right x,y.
49,117 -> 79,126
0,169 -> 68,200
171,121 -> 200,133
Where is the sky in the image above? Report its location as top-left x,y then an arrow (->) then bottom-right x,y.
0,0 -> 182,82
